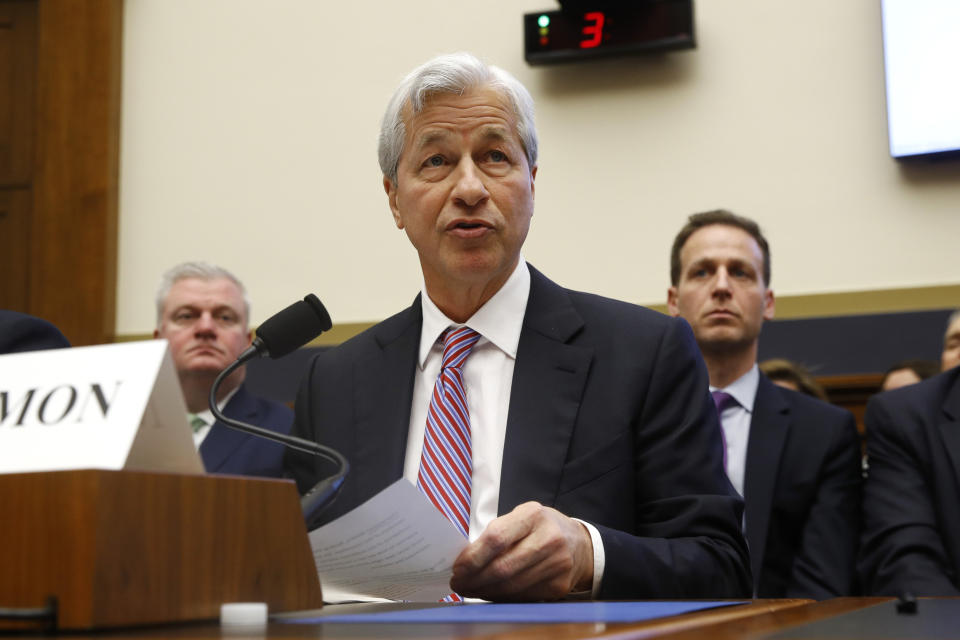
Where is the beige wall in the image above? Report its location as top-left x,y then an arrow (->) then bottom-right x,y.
117,0 -> 960,334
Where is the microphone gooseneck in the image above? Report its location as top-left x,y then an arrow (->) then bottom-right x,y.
208,294 -> 348,529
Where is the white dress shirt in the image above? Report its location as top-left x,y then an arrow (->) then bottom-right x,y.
189,385 -> 238,448
710,364 -> 760,498
402,259 -> 604,596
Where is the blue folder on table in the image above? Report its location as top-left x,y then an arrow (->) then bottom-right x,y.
283,600 -> 745,624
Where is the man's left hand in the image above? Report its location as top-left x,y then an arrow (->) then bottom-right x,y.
450,502 -> 594,601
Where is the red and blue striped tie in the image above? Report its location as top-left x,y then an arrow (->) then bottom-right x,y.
417,326 -> 481,543
418,327 -> 481,602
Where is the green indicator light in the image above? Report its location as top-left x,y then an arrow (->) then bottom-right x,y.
537,15 -> 550,28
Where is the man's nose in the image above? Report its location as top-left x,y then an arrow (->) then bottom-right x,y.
451,160 -> 489,207
713,269 -> 732,294
194,311 -> 217,333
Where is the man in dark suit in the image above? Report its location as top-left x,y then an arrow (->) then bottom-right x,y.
287,53 -> 750,602
667,210 -> 862,598
859,366 -> 960,596
0,310 -> 70,353
155,261 -> 292,478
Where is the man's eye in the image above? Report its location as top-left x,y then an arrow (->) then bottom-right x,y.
425,155 -> 444,167
217,313 -> 238,325
489,150 -> 507,162
174,311 -> 196,322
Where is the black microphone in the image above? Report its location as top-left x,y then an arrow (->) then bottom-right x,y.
208,294 -> 348,529
241,293 -> 332,362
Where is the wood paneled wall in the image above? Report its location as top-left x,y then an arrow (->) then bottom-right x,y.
0,0 -> 121,346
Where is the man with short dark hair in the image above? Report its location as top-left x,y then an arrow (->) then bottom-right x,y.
287,53 -> 750,602
155,261 -> 292,478
667,209 -> 861,599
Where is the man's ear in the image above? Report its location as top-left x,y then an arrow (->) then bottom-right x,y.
152,329 -> 160,339
384,175 -> 403,229
763,288 -> 776,321
666,286 -> 680,317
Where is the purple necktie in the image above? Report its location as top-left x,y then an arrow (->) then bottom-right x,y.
711,390 -> 738,472
711,390 -> 738,415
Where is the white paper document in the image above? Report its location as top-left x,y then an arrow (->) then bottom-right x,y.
309,479 -> 468,603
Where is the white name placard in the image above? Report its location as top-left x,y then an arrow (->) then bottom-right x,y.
0,340 -> 203,474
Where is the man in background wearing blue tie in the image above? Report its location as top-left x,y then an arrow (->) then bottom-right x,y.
287,53 -> 750,602
667,210 -> 861,598
154,261 -> 293,478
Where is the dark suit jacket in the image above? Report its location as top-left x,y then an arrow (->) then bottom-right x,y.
0,310 -> 70,353
200,384 -> 294,478
858,367 -> 960,596
744,375 -> 862,598
287,265 -> 751,599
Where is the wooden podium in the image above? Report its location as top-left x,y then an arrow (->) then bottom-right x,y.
0,470 -> 323,630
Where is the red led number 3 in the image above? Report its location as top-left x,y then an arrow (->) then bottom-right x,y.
580,11 -> 605,49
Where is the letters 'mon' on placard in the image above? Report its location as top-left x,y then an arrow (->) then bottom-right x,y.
1,382 -> 122,427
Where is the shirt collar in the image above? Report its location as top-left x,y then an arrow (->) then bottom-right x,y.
710,363 -> 759,413
193,384 -> 240,425
417,259 -> 531,368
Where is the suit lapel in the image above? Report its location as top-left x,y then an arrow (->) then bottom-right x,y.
351,300 -> 422,500
937,372 -> 960,493
498,267 -> 593,514
201,386 -> 258,472
744,374 -> 791,587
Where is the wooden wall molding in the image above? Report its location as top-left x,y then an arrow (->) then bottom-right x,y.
645,283 -> 960,319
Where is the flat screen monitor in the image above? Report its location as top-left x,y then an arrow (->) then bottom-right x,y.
881,0 -> 960,159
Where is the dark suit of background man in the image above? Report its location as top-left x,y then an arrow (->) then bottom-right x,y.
0,310 -> 70,353
154,262 -> 292,478
286,52 -> 750,602
666,210 -> 862,599
859,366 -> 960,595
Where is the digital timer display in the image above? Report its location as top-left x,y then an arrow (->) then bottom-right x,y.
524,1 -> 695,65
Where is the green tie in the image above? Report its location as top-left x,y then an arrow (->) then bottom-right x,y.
188,414 -> 207,433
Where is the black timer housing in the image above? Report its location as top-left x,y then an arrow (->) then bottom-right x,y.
524,0 -> 695,66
